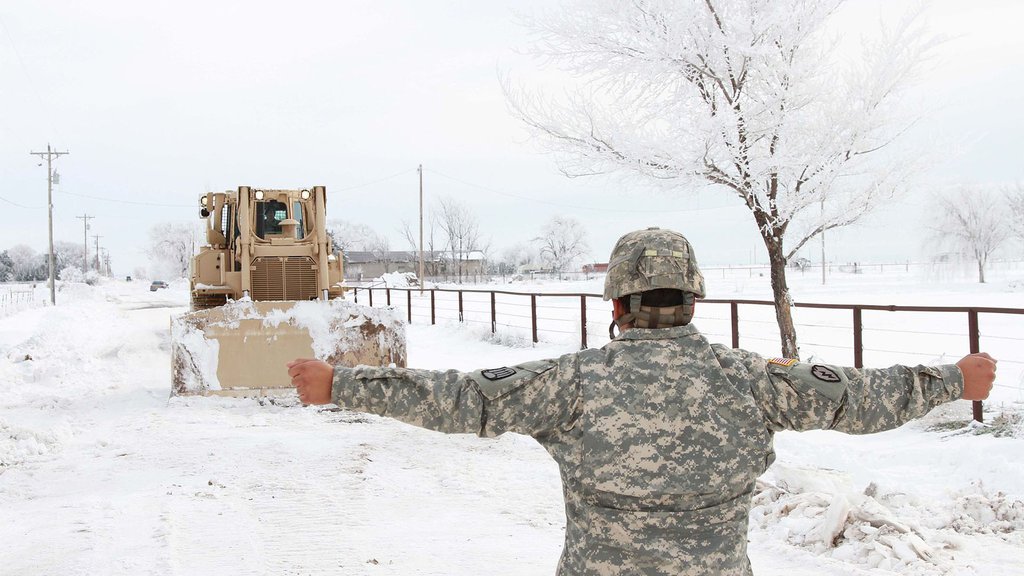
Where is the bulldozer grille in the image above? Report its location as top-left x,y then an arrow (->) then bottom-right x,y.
251,256 -> 319,301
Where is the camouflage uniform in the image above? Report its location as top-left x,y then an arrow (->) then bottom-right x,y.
329,228 -> 964,575
331,332 -> 962,575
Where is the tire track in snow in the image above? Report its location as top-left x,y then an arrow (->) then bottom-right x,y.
160,434 -> 374,576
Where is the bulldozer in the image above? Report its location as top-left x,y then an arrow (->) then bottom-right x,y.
170,185 -> 406,396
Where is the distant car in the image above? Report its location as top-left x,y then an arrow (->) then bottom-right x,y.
150,280 -> 169,291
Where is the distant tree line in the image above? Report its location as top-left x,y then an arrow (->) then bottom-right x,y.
0,242 -> 97,283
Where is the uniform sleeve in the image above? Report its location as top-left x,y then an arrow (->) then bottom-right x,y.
757,360 -> 964,433
714,345 -> 964,433
331,354 -> 581,438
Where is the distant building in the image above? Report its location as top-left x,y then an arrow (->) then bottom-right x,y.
342,250 -> 486,282
582,262 -> 608,274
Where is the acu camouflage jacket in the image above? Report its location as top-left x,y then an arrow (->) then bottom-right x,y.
331,323 -> 963,576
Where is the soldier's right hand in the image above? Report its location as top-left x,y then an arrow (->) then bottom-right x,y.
956,353 -> 996,401
287,358 -> 334,405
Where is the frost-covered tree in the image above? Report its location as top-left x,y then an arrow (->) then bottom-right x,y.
506,0 -> 933,357
1007,183 -> 1024,246
435,197 -> 484,283
931,188 -> 1009,284
7,244 -> 47,281
496,242 -> 541,278
327,220 -> 380,253
147,222 -> 198,279
0,251 -> 14,282
534,216 -> 590,280
53,241 -> 85,277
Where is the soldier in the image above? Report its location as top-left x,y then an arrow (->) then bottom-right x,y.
288,227 -> 996,576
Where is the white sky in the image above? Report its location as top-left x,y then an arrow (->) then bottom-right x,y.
0,0 -> 1021,275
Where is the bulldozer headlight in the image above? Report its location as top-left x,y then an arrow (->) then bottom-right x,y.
300,189 -> 311,200
254,190 -> 265,200
200,196 -> 208,206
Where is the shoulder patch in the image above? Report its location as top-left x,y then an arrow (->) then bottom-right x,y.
481,367 -> 516,381
768,357 -> 797,367
811,365 -> 841,383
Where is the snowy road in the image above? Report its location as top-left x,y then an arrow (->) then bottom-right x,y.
1,280 -> 1022,575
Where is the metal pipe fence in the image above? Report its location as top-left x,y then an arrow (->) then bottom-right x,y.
349,286 -> 1024,423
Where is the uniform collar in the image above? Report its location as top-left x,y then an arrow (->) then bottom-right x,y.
617,323 -> 699,341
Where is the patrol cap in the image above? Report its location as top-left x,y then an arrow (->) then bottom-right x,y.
603,227 -> 706,301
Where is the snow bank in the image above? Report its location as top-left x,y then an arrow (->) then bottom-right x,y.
0,418 -> 70,468
377,272 -> 419,288
751,464 -> 1024,574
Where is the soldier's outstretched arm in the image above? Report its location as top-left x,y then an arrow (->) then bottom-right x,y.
737,350 -> 994,434
287,356 -> 580,437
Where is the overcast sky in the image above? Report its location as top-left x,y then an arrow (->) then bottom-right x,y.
1,0 -> 1021,276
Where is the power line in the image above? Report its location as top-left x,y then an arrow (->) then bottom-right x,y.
56,189 -> 194,208
0,13 -> 62,140
329,168 -> 418,192
0,194 -> 44,209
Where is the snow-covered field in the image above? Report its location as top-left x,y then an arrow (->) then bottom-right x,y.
1,270 -> 1022,575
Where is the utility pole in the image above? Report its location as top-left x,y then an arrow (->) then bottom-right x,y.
418,164 -> 424,294
76,214 -> 93,273
30,144 -> 70,305
92,235 -> 102,273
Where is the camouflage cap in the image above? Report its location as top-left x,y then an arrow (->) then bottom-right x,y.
603,227 -> 706,301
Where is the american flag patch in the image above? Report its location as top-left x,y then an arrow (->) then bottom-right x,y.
768,358 -> 797,367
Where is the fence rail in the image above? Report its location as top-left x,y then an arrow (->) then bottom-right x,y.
349,286 -> 1024,423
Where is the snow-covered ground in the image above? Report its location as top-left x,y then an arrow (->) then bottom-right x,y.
1,271 -> 1022,575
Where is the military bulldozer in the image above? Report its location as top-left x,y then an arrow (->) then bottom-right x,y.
170,185 -> 406,396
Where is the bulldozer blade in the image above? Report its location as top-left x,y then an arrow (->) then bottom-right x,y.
171,299 -> 406,397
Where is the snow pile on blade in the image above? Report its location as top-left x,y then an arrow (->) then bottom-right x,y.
170,299 -> 406,396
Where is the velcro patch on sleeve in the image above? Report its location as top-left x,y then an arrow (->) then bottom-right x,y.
811,365 -> 841,383
481,367 -> 516,381
768,357 -> 798,367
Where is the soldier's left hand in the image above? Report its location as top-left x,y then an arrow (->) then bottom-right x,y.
287,358 -> 334,405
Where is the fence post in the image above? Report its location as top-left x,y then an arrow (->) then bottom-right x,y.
369,288 -> 373,307
580,295 -> 588,349
352,287 -> 359,304
458,290 -> 464,322
853,307 -> 863,369
531,294 -> 538,344
968,309 -> 983,423
490,291 -> 496,334
430,289 -> 436,325
407,289 -> 412,324
386,288 -> 391,306
730,302 -> 739,349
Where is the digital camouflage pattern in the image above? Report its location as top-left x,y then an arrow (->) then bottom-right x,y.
331,324 -> 963,575
603,227 -> 706,301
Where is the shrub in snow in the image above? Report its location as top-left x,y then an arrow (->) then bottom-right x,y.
378,272 -> 419,288
59,268 -> 102,286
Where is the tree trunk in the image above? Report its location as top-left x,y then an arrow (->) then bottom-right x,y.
978,258 -> 986,284
765,236 -> 800,359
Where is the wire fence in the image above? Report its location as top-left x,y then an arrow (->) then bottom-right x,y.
0,288 -> 45,318
349,286 -> 1024,422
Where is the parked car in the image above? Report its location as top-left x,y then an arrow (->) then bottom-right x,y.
150,280 -> 169,291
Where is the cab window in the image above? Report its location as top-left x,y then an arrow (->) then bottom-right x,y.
255,200 -> 287,238
292,202 -> 306,239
